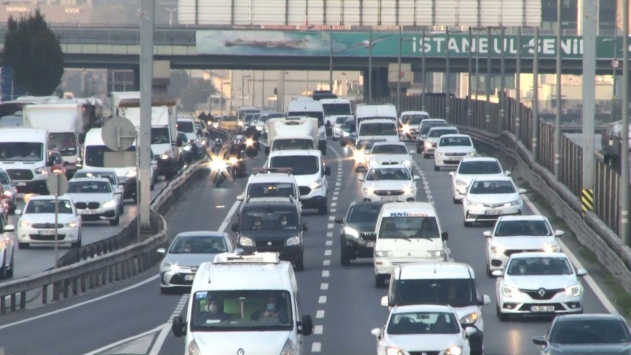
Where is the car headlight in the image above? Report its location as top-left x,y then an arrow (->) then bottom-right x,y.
280,337 -> 297,355
543,244 -> 560,253
65,221 -> 78,228
212,122 -> 219,128
310,179 -> 323,190
385,347 -> 406,355
102,199 -> 117,209
426,250 -> 443,258
183,145 -> 191,151
502,285 -> 519,297
424,142 -> 432,148
344,227 -> 360,238
3,190 -> 12,197
245,138 -> 254,146
161,153 -> 170,160
565,285 -> 581,297
436,152 -> 443,156
125,170 -> 137,178
286,236 -> 301,246
403,185 -> 414,194
402,125 -> 410,133
207,120 -> 212,125
187,339 -> 202,355
354,151 -> 365,161
460,312 -> 479,324
445,346 -> 463,355
368,160 -> 379,167
466,200 -> 481,207
455,179 -> 468,187
402,160 -> 411,167
238,121 -> 244,126
375,250 -> 393,257
34,167 -> 47,175
239,236 -> 254,246
362,186 -> 375,195
504,199 -> 521,207
469,151 -> 477,156
491,245 -> 506,254
19,220 -> 30,228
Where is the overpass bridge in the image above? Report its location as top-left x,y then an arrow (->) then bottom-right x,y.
0,24 -> 626,75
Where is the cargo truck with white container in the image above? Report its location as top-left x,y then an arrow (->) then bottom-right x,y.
264,117 -> 319,156
320,98 -> 353,137
286,99 -> 327,155
0,128 -> 53,194
23,103 -> 84,177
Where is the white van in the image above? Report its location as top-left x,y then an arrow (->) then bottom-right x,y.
171,251 -> 314,354
286,99 -> 327,155
267,149 -> 330,215
0,128 -> 52,194
238,168 -> 302,212
374,202 -> 448,287
356,104 -> 399,143
320,98 -> 353,137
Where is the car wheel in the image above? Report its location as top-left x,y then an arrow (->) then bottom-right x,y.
6,254 -> 13,278
423,154 -> 429,159
110,215 -> 120,226
452,197 -> 460,204
470,336 -> 484,355
464,221 -> 472,227
17,242 -> 29,249
0,252 -> 6,279
486,265 -> 494,278
318,203 -> 328,215
340,245 -> 351,266
375,274 -> 387,288
434,165 -> 439,171
497,304 -> 509,322
295,254 -> 305,271
416,147 -> 422,154
71,238 -> 82,248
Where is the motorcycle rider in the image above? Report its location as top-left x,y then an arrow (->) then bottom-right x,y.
227,136 -> 246,177
211,138 -> 223,156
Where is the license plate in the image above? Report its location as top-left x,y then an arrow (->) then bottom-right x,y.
447,157 -> 460,161
366,242 -> 375,248
531,305 -> 555,312
38,230 -> 55,235
381,197 -> 398,201
485,210 -> 503,215
15,182 -> 26,186
184,275 -> 195,281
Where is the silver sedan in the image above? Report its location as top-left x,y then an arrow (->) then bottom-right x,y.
157,231 -> 236,294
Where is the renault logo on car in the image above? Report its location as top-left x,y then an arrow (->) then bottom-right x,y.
538,288 -> 546,297
237,349 -> 245,355
387,191 -> 392,195
267,241 -> 272,246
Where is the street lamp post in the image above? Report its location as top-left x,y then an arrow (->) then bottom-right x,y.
421,29 -> 427,111
445,28 -> 451,121
554,0 -> 562,179
329,25 -> 334,91
467,27 -> 473,126
499,26 -> 506,133
368,27 -> 373,104
515,27 -> 522,138
532,28 -> 540,161
621,0 -> 630,242
397,26 -> 416,113
485,27 -> 491,128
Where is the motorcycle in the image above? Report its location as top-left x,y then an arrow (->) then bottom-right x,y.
210,158 -> 227,187
226,149 -> 246,178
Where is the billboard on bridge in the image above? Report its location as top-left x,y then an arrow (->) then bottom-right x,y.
196,30 -> 622,60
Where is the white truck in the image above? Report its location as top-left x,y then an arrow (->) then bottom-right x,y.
264,117 -> 319,156
320,98 -> 353,137
23,103 -> 84,176
0,128 -> 53,194
286,99 -> 327,155
356,104 -> 400,143
111,92 -> 183,180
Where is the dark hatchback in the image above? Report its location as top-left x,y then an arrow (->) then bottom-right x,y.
533,313 -> 631,355
232,198 -> 308,270
335,201 -> 384,265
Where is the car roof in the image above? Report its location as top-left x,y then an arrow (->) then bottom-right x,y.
241,198 -> 296,207
247,174 -> 296,183
460,157 -> 499,163
428,126 -> 458,131
175,231 -> 227,238
421,119 -> 447,123
472,176 -> 512,182
29,195 -> 71,201
380,202 -> 436,215
401,111 -> 429,115
359,118 -> 397,124
348,200 -> 385,209
439,134 -> 470,138
69,177 -> 111,184
268,149 -> 322,157
497,215 -> 548,222
194,260 -> 294,291
509,251 -> 568,259
369,164 -> 408,170
554,313 -> 626,323
372,141 -> 407,147
396,262 -> 474,280
391,304 -> 456,314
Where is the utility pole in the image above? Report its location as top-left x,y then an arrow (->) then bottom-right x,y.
368,27 -> 373,104
397,25 -> 402,112
467,27 -> 472,126
582,0 -> 597,226
421,29 -> 427,111
533,27 -> 540,161
475,30 -> 480,104
554,0 -> 563,179
445,28 -> 451,121
138,0 -> 154,230
329,25 -> 334,91
485,27 -> 491,128
499,26 -> 506,132
621,0 -> 630,242
515,27 -> 522,137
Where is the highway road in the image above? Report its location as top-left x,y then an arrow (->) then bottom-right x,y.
0,140 -> 614,355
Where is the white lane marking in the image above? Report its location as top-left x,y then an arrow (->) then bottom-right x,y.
316,310 -> 325,318
314,325 -> 323,334
331,208 -> 336,213
322,270 -> 330,278
327,223 -> 334,229
326,240 -> 332,246
324,250 -> 332,256
311,342 -> 322,352
0,274 -> 159,331
326,232 -> 333,237
83,324 -> 164,355
148,323 -> 171,355
321,283 -> 329,290
323,260 -> 331,266
328,216 -> 335,221
331,202 -> 337,207
336,182 -> 341,186
218,200 -> 241,232
318,296 -> 327,303
521,194 -> 619,315
332,196 -> 338,201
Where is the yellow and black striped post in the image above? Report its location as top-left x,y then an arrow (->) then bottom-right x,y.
581,189 -> 594,218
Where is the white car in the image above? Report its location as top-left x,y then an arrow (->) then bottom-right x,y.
0,221 -> 15,278
399,110 -> 430,139
332,116 -> 351,140
463,176 -> 525,227
366,142 -> 413,170
66,178 -> 121,226
353,139 -> 386,171
434,134 -> 477,171
359,165 -> 419,202
371,304 -> 477,355
450,157 -> 510,204
485,215 -> 564,276
493,252 -> 586,321
16,195 -> 82,249
423,126 -> 459,158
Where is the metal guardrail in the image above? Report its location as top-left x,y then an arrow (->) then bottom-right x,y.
0,128 -> 232,314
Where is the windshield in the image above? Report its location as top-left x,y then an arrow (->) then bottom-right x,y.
335,116 -> 348,124
239,110 -> 259,120
366,167 -> 411,181
469,180 -> 516,194
25,199 -> 73,214
359,122 -> 397,136
347,203 -> 383,223
84,145 -> 135,168
323,103 -> 352,116
379,216 -> 440,239
267,113 -> 285,119
48,132 -> 76,156
439,136 -> 472,147
550,319 -> 631,344
343,122 -> 356,133
395,279 -> 476,307
244,114 -> 255,123
168,235 -> 228,254
258,115 -> 269,123
151,127 -> 170,144
507,257 -> 573,276
371,144 -> 408,155
67,181 -> 111,193
402,115 -> 428,125
272,139 -> 313,151
495,220 -> 553,236
356,140 -> 384,151
177,121 -> 195,133
247,182 -> 296,199
420,124 -> 448,135
0,142 -> 43,162
222,116 -> 237,122
429,128 -> 458,138
387,311 -> 459,335
286,111 -> 324,126
190,290 -> 293,331
252,114 -> 261,122
0,172 -> 9,184
269,156 -> 319,175
242,206 -> 299,231
73,171 -> 116,185
458,161 -> 502,175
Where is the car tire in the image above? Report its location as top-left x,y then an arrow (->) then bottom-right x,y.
375,274 -> 387,288
486,265 -> 494,278
470,336 -> 484,355
71,238 -> 82,248
434,165 -> 439,171
119,203 -> 124,215
110,215 -> 120,226
416,147 -> 422,154
0,253 -> 6,279
160,287 -> 171,295
497,304 -> 509,322
17,242 -> 29,249
318,203 -> 328,215
340,245 -> 351,266
464,221 -> 472,227
295,254 -> 305,271
340,140 -> 346,147
6,254 -> 13,278
423,154 -> 429,159
452,197 -> 461,204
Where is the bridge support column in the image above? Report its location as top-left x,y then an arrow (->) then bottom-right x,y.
371,67 -> 389,99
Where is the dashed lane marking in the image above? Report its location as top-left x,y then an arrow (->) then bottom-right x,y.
323,260 -> 331,266
324,250 -> 332,256
314,325 -> 324,334
322,270 -> 330,278
321,283 -> 329,290
316,310 -> 325,318
318,296 -> 327,303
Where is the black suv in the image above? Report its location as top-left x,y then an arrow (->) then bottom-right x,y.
232,197 -> 308,270
335,201 -> 384,266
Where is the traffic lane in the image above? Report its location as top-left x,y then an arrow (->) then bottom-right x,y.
5,179 -> 169,281
0,165 -> 251,355
415,155 -> 609,355
316,144 -> 432,355
157,144 -> 345,355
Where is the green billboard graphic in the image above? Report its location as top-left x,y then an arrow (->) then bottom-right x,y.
196,29 -> 622,60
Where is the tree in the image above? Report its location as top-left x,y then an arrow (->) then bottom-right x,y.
2,10 -> 64,96
168,70 -> 216,112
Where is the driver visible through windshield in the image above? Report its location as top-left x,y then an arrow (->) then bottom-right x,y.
269,155 -> 319,176
378,216 -> 440,239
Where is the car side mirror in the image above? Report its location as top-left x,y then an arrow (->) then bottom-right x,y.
505,170 -> 511,176
555,230 -> 565,236
14,209 -> 21,215
302,223 -> 309,232
491,270 -> 504,277
576,268 -> 588,276
483,231 -> 492,237
324,167 -> 331,176
358,177 -> 364,182
481,294 -> 491,305
532,336 -> 547,346
171,316 -> 186,337
231,223 -> 239,232
371,328 -> 382,339
157,248 -> 166,254
413,175 -> 420,181
236,194 -> 244,201
264,147 -> 270,156
3,224 -> 14,232
380,296 -> 388,307
449,172 -> 454,177
299,315 -> 313,336
441,232 -> 448,240
335,217 -> 344,224
464,327 -> 477,337
518,188 -> 527,194
176,137 -> 183,147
